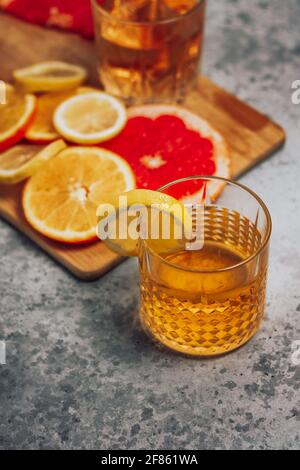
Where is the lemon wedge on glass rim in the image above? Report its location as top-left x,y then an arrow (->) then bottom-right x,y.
97,189 -> 193,257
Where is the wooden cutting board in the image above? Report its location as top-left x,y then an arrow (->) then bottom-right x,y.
0,14 -> 285,280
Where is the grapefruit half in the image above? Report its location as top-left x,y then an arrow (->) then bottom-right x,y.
104,105 -> 230,201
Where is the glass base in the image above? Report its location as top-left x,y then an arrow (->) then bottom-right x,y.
139,309 -> 264,358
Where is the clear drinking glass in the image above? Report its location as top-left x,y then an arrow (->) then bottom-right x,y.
92,0 -> 206,105
139,176 -> 272,357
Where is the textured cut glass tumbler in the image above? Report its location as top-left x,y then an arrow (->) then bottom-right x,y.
139,177 -> 272,357
92,0 -> 206,105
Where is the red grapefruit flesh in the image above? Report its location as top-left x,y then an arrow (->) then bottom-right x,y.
104,105 -> 229,201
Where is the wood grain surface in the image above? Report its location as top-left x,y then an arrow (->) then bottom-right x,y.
0,13 -> 286,280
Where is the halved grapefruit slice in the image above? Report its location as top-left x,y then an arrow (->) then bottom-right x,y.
104,105 -> 229,201
0,84 -> 37,152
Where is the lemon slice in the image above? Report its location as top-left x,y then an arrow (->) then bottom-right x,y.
0,140 -> 66,184
23,147 -> 136,244
97,189 -> 193,257
53,92 -> 127,144
13,61 -> 87,93
25,87 -> 98,143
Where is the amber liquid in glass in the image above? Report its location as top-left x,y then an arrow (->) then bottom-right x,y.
140,207 -> 268,356
94,0 -> 205,103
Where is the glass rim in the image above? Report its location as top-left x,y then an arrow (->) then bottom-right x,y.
141,175 -> 272,274
91,0 -> 206,27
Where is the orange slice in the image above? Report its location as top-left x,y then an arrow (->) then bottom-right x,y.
0,140 -> 66,185
13,61 -> 87,93
53,92 -> 127,144
0,84 -> 37,152
23,147 -> 136,244
25,87 -> 98,144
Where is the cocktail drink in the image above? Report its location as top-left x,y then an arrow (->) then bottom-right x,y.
139,177 -> 272,356
92,0 -> 206,104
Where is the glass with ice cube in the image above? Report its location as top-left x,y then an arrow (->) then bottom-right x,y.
92,0 -> 206,104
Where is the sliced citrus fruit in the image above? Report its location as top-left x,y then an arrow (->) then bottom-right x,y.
163,0 -> 198,14
53,92 -> 127,145
104,105 -> 230,201
23,147 -> 136,244
0,84 -> 37,152
25,87 -> 98,144
13,61 -> 87,93
97,189 -> 193,257
0,140 -> 66,185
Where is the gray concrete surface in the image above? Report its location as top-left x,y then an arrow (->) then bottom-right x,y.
0,0 -> 299,450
